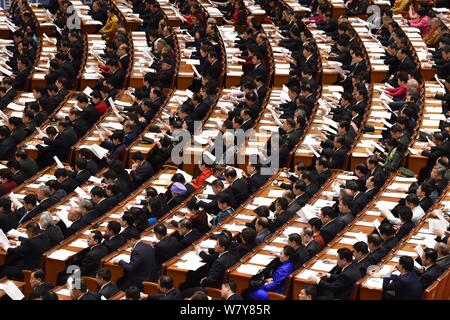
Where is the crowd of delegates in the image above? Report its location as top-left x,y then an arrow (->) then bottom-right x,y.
0,0 -> 449,301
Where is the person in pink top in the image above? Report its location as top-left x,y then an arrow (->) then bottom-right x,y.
408,7 -> 431,38
384,72 -> 409,101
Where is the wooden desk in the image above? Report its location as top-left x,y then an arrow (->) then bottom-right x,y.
164,172 -> 279,288
102,167 -> 223,283
407,81 -> 443,174
291,174 -> 417,299
0,278 -> 26,300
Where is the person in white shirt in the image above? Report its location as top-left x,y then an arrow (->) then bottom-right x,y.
381,194 -> 425,225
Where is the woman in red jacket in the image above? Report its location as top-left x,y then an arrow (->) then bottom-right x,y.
0,168 -> 17,196
384,71 -> 409,101
189,161 -> 213,190
91,90 -> 108,116
232,1 -> 248,26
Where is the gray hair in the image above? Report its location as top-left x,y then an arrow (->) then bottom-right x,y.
435,242 -> 449,256
39,185 -> 52,197
39,211 -> 54,229
80,199 -> 94,210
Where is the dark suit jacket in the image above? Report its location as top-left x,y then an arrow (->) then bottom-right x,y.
60,177 -> 79,194
97,282 -> 120,299
38,133 -> 70,161
382,272 -> 423,299
28,282 -> 54,300
247,173 -> 268,194
305,240 -> 322,257
0,87 -> 16,109
130,161 -> 154,188
94,197 -> 117,215
75,169 -> 92,185
176,229 -> 201,249
318,262 -> 361,299
12,67 -> 31,90
201,251 -> 236,288
227,293 -> 243,300
6,233 -> 51,270
78,291 -> 99,300
120,226 -> 140,240
229,178 -> 250,205
294,246 -> 310,269
419,264 -> 443,291
63,219 -> 87,238
0,212 -> 18,233
154,236 -> 180,266
148,288 -> 183,300
44,225 -> 64,246
80,244 -> 109,276
320,219 -> 343,244
102,235 -> 126,253
119,241 -> 158,286
18,158 -> 38,177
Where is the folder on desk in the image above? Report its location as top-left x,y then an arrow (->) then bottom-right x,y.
91,144 -> 109,159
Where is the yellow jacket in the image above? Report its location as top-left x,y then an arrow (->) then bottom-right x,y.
100,14 -> 119,40
424,29 -> 441,46
392,0 -> 410,13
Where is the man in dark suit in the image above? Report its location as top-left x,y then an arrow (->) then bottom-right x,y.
61,208 -> 87,238
54,168 -> 79,194
250,52 -> 267,79
8,160 -> 28,184
130,152 -> 154,189
394,207 -> 416,241
96,268 -> 119,300
221,279 -> 243,300
202,51 -> 223,82
379,223 -> 399,257
90,186 -> 116,215
70,279 -> 99,300
200,235 -> 236,289
314,157 -> 332,187
15,149 -> 38,178
0,77 -> 17,109
366,233 -> 385,265
303,228 -> 322,258
117,233 -> 159,290
154,224 -> 181,267
198,180 -> 238,214
0,223 -> 51,280
379,256 -> 423,300
36,126 -> 71,166
73,158 -> 93,185
0,126 -> 16,161
146,275 -> 183,300
319,207 -> 344,245
224,167 -> 250,205
78,231 -> 109,277
416,248 -> 444,291
435,242 -> 450,270
174,218 -> 201,250
245,163 -> 268,194
102,221 -> 126,253
288,234 -> 311,269
353,242 -> 373,277
0,197 -> 18,233
11,55 -> 31,90
326,135 -> 349,169
15,194 -> 39,224
315,248 -> 361,300
28,269 -> 54,300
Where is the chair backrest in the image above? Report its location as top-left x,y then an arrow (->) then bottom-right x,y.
423,281 -> 438,300
205,287 -> 222,299
143,281 -> 159,295
268,292 -> 286,300
82,276 -> 99,292
22,270 -> 33,298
